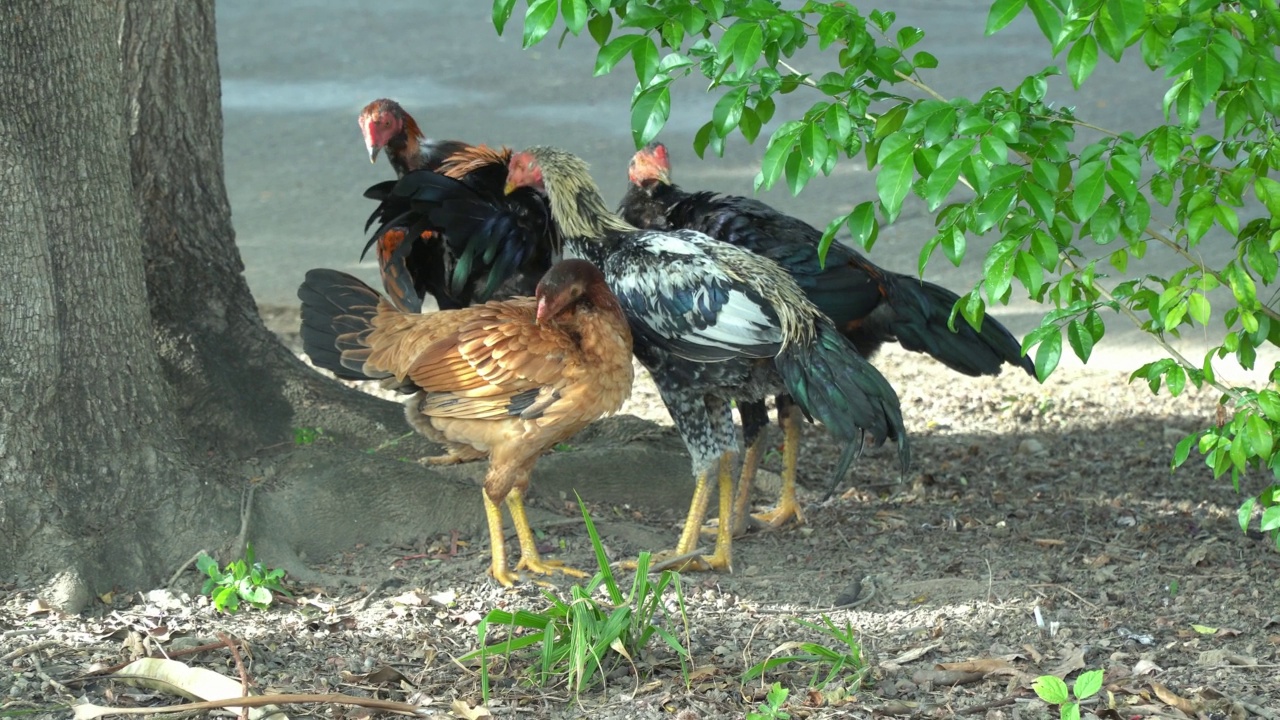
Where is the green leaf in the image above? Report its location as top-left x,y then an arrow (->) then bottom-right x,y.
986,0 -> 1027,35
493,0 -> 518,35
632,36 -> 659,85
631,85 -> 670,147
1187,293 -> 1210,325
1247,414 -> 1273,461
587,11 -> 613,46
1262,505 -> 1280,532
756,129 -> 797,191
1071,161 -> 1106,222
712,86 -> 747,136
1026,0 -> 1062,47
846,202 -> 878,249
1033,675 -> 1070,705
1015,250 -> 1045,296
595,35 -> 640,76
876,148 -> 915,223
1238,496 -> 1256,532
1034,327 -> 1062,380
983,240 -> 1019,301
823,103 -> 852,146
1073,669 -> 1105,701
1067,318 -> 1094,362
1067,35 -> 1098,89
1106,0 -> 1145,45
522,0 -> 559,49
727,22 -> 764,78
561,0 -> 589,35
739,106 -> 762,143
1254,177 -> 1280,217
1257,390 -> 1280,422
980,135 -> 1008,164
936,226 -> 964,266
922,138 -> 973,211
1173,433 -> 1196,467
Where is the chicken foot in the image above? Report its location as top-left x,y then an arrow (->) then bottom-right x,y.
484,488 -> 587,587
749,405 -> 805,529
507,488 -> 587,579
643,452 -> 735,573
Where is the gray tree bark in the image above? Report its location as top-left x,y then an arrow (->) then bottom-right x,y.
0,0 -> 400,610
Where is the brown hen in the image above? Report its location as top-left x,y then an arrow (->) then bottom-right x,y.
298,259 -> 633,586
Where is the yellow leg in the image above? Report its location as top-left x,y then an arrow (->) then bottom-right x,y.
731,433 -> 764,536
484,492 -> 519,587
753,409 -> 805,529
507,488 -> 587,579
704,452 -> 735,571
651,453 -> 735,573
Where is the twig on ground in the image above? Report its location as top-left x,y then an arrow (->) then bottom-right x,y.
218,633 -> 252,720
1,639 -> 58,663
31,649 -> 73,698
167,549 -> 210,590
2,627 -> 51,638
955,694 -> 1017,715
72,692 -> 427,718
1028,582 -> 1100,610
70,640 -> 229,681
752,577 -> 877,614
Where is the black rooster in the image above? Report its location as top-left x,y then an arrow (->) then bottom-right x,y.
355,99 -> 557,312
620,142 -> 1035,531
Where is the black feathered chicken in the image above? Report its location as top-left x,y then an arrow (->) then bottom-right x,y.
356,99 -> 557,312
620,142 -> 1035,531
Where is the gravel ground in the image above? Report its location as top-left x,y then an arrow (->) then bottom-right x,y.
3,315 -> 1278,720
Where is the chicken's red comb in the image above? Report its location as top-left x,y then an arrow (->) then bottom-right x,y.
642,141 -> 670,169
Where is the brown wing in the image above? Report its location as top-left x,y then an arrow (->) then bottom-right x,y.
405,302 -> 579,420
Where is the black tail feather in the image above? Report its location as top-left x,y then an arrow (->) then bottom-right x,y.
883,275 -> 1036,377
297,269 -> 384,381
774,319 -> 910,493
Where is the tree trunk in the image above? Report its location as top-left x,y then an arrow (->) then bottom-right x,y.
0,0 -> 400,610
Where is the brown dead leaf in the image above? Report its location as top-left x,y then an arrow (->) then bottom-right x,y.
1150,681 -> 1199,714
1022,644 -> 1043,664
391,590 -> 429,606
1197,649 -> 1258,667
881,642 -> 940,670
450,699 -> 491,720
1087,553 -> 1111,568
806,688 -> 825,707
687,665 -> 719,682
26,598 -> 52,616
1033,538 -> 1065,547
1132,658 -> 1163,676
911,669 -> 985,686
1045,646 -> 1086,678
936,658 -> 1016,675
341,665 -> 410,686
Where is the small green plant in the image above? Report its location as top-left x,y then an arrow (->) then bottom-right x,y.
196,543 -> 290,614
464,496 -> 690,700
552,442 -> 577,452
744,615 -> 868,690
362,429 -> 415,454
1033,669 -> 1104,720
747,682 -> 791,720
292,426 -> 325,446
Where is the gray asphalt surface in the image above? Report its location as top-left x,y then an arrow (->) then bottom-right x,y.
218,1 -> 1258,373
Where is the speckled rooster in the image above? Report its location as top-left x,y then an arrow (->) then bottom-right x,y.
620,142 -> 1036,532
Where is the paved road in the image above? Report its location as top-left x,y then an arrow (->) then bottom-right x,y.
218,1 -> 1257,373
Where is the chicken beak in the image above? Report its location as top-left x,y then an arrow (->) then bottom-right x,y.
367,140 -> 382,164
535,296 -> 550,325
504,179 -> 517,195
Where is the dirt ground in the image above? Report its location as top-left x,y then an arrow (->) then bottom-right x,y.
3,310 -> 1279,720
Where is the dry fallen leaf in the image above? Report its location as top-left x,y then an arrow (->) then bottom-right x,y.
340,665 -> 410,686
450,698 -> 491,719
936,658 -> 1017,675
1132,658 -> 1163,676
1044,646 -> 1086,678
1150,681 -> 1199,714
26,598 -> 52,616
880,642 -> 941,670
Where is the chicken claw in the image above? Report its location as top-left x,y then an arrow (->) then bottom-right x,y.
516,556 -> 588,578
